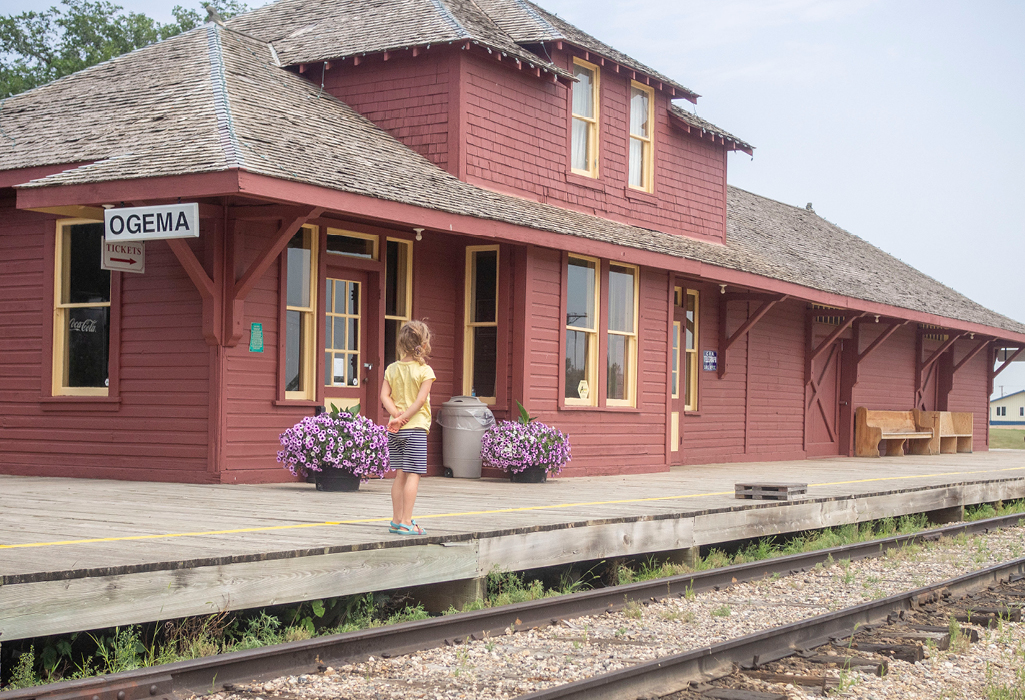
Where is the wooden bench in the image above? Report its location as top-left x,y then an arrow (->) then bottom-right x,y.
855,407 -> 935,457
918,411 -> 973,454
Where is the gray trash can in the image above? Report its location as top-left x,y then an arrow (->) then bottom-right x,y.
437,396 -> 496,478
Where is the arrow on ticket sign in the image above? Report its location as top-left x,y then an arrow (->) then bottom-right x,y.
110,257 -> 137,265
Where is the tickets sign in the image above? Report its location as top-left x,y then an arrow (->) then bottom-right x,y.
104,203 -> 199,241
101,239 -> 145,274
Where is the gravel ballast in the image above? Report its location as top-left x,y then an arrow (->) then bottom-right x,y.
199,524 -> 1025,699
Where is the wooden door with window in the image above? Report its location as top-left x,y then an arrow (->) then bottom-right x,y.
323,266 -> 369,413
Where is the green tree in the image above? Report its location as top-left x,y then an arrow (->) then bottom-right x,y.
0,0 -> 249,97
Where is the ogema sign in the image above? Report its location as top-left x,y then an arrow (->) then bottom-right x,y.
104,203 -> 199,241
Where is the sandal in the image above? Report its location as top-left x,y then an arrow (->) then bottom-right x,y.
393,523 -> 425,536
388,521 -> 401,533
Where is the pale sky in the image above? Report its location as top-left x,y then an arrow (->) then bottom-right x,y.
7,0 -> 1024,396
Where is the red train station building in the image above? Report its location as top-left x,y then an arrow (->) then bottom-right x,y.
1,0 -> 1023,483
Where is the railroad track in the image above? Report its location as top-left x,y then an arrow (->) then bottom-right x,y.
4,512 -> 1024,700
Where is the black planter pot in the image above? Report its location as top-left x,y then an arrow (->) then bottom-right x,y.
315,469 -> 361,491
509,465 -> 547,483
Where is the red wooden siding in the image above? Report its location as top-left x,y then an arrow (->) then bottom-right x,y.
851,324 -> 918,410
522,248 -> 669,477
681,290 -> 752,464
321,52 -> 453,173
749,303 -> 806,455
0,200 -> 211,481
947,342 -> 990,450
461,50 -> 728,243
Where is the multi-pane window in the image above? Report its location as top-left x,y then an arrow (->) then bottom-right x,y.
384,238 -> 412,365
464,246 -> 499,402
683,289 -> 699,411
565,255 -> 599,405
628,81 -> 654,192
606,263 -> 638,406
53,221 -> 110,396
285,226 -> 317,400
324,279 -> 360,387
571,58 -> 599,177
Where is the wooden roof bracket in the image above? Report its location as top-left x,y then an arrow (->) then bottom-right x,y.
920,331 -> 963,373
992,346 -> 1024,379
717,293 -> 788,378
951,337 -> 992,375
805,312 -> 865,384
915,329 -> 963,409
856,319 -> 909,365
167,237 -> 220,346
224,205 -> 324,347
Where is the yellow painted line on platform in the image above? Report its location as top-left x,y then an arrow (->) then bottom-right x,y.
3,465 -> 1024,550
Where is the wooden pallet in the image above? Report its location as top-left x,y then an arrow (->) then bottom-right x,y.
735,482 -> 808,501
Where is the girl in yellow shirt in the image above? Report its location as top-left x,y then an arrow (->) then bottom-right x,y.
381,320 -> 435,535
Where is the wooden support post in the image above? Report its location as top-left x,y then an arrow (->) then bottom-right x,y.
408,577 -> 486,614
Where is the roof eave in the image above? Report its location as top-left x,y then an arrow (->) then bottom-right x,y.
15,168 -> 1025,344
529,38 -> 698,101
287,39 -> 573,81
668,110 -> 753,155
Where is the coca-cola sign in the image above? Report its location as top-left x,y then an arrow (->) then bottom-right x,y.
69,318 -> 98,333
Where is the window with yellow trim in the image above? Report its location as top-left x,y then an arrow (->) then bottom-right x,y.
463,246 -> 499,402
671,320 -> 681,400
384,238 -> 413,365
326,228 -> 378,259
53,220 -> 110,396
683,289 -> 699,411
565,255 -> 599,405
606,263 -> 638,406
284,226 -> 318,400
571,58 -> 600,177
628,81 -> 654,192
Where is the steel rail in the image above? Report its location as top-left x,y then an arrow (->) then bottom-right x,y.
3,511 -> 1023,700
517,556 -> 1025,699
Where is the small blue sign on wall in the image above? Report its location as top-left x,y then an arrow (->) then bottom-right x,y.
249,322 -> 264,352
703,350 -> 718,372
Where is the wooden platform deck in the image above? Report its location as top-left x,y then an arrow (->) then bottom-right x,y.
3,451 -> 1025,641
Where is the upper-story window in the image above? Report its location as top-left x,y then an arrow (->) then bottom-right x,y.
628,81 -> 654,192
571,58 -> 600,178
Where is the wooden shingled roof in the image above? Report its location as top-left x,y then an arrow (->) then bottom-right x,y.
224,0 -> 571,79
1,23 -> 1021,337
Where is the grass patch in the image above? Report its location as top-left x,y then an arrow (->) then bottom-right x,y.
990,429 -> 1025,450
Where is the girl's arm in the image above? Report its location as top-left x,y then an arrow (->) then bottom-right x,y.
380,380 -> 402,419
395,378 -> 435,424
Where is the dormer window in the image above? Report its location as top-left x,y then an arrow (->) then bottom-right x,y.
628,81 -> 654,192
571,58 -> 599,178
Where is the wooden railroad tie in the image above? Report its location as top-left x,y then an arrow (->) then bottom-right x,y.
734,482 -> 808,501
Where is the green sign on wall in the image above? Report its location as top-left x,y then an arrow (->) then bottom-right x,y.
249,322 -> 264,352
